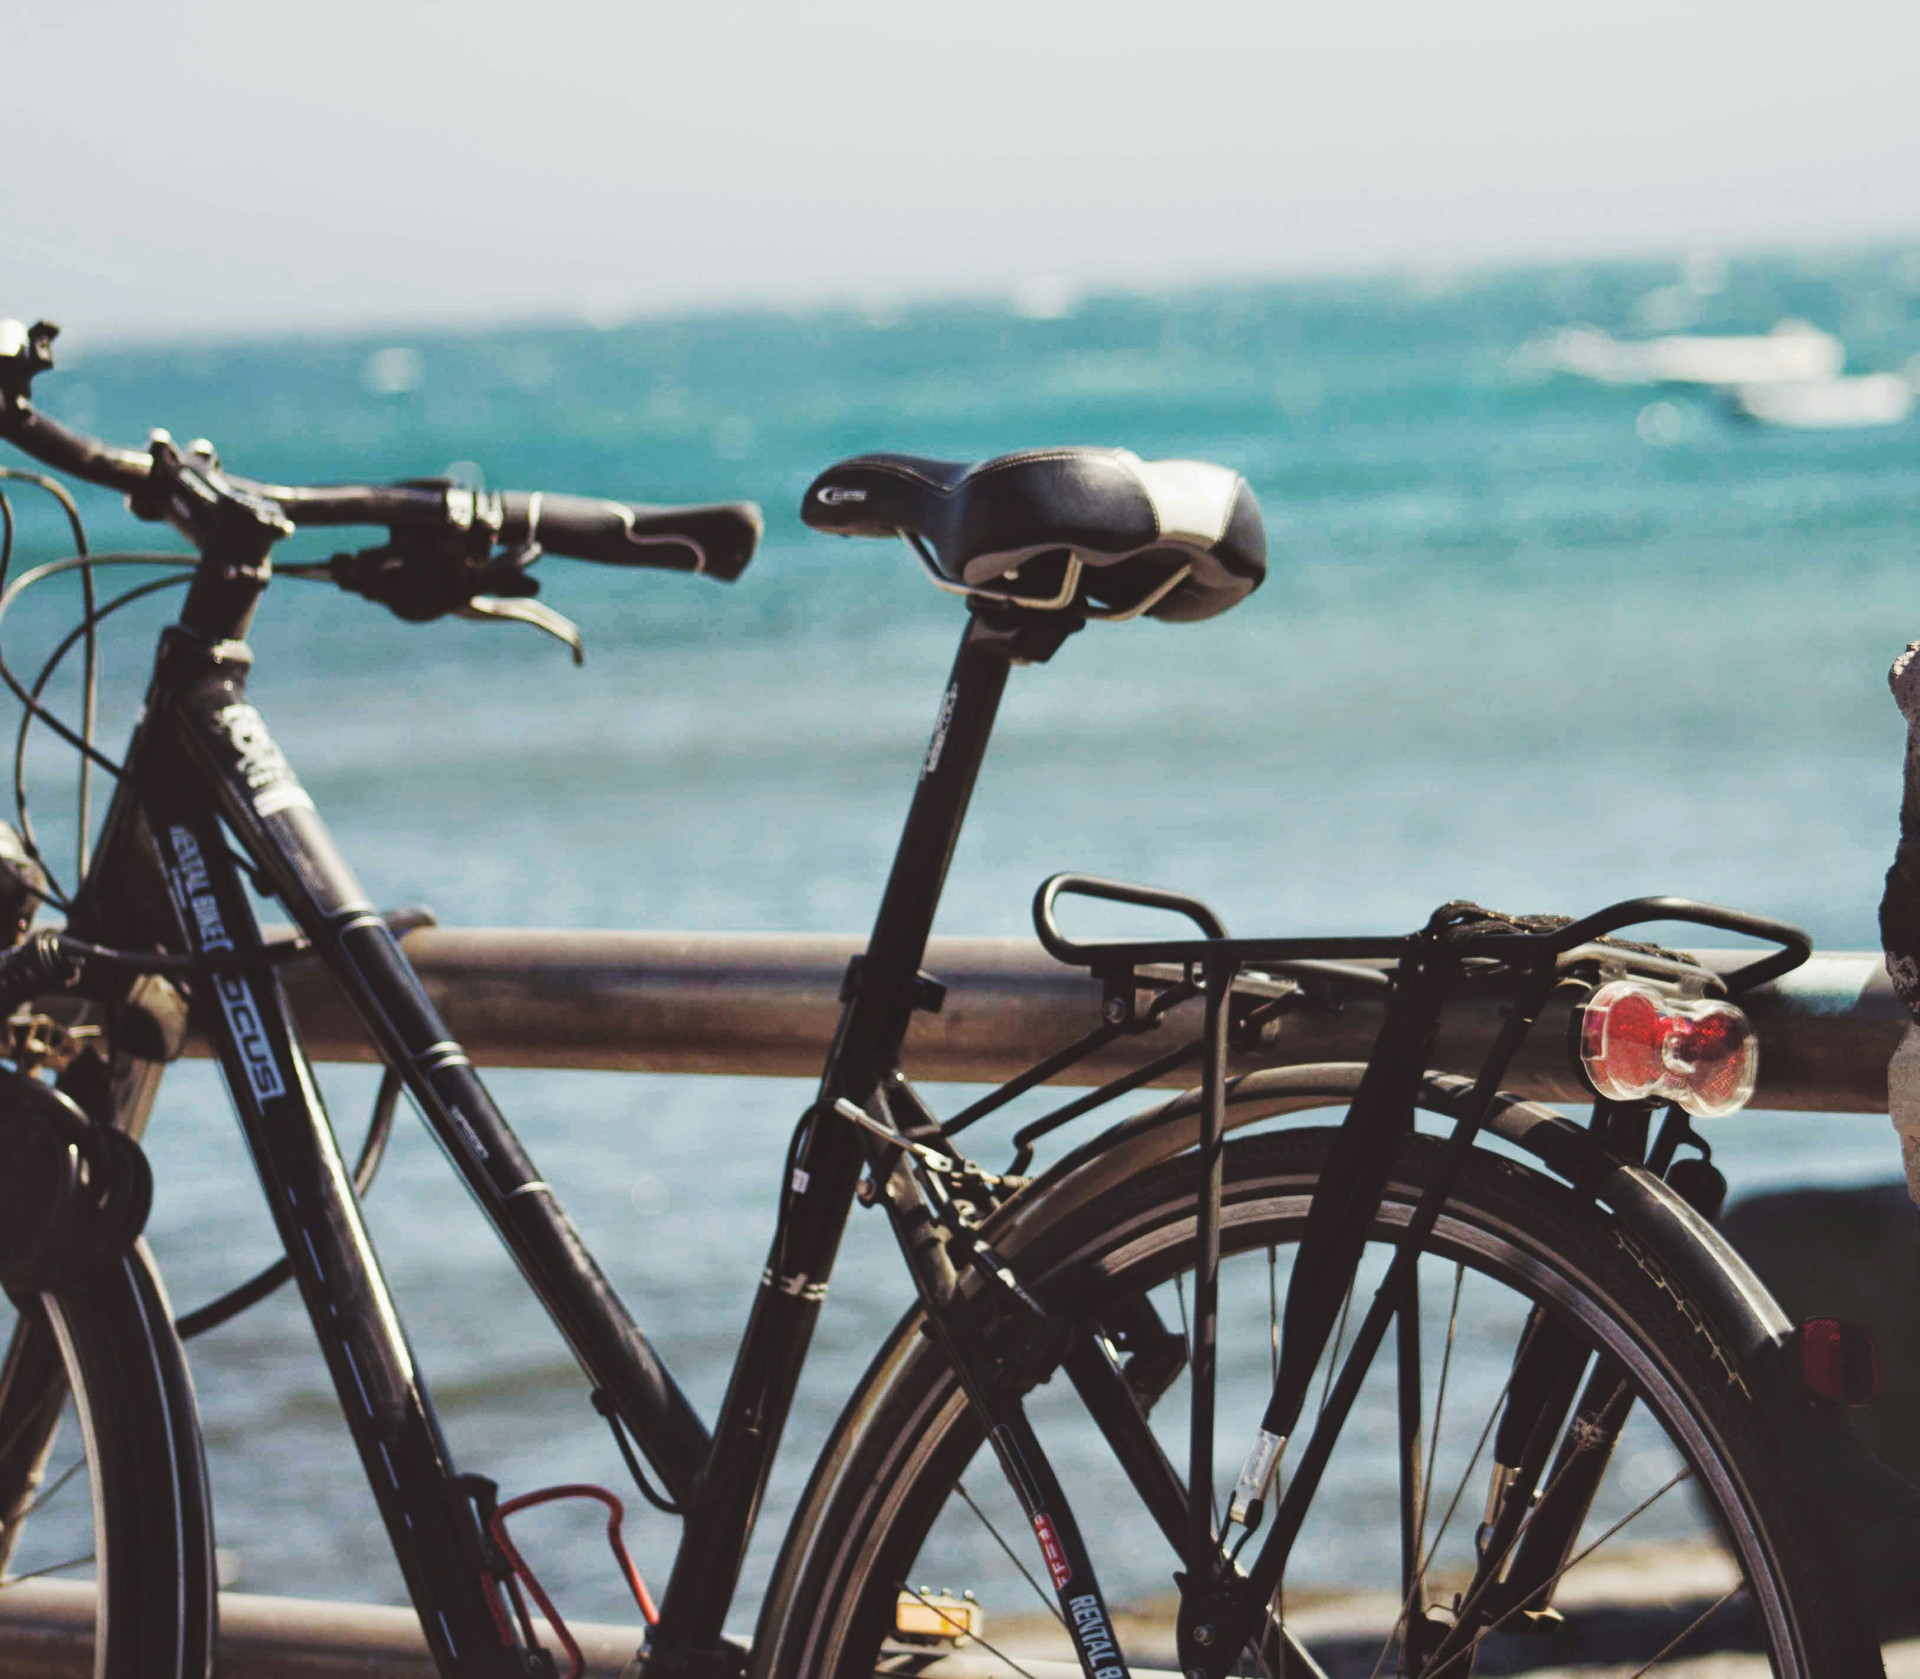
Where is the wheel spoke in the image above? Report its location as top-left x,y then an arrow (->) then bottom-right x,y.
1169,1272 -> 1220,1531
1420,1262 -> 1465,1559
1618,1581 -> 1741,1676
954,1480 -> 1065,1627
1251,1603 -> 1335,1679
1414,1465 -> 1697,1679
10,1452 -> 84,1526
1414,1345 -> 1512,1580
1368,1356 -> 1518,1679
1400,1261 -> 1463,1677
0,1550 -> 94,1587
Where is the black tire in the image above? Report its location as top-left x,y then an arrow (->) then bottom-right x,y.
0,1239 -> 217,1679
757,1127 -> 1882,1679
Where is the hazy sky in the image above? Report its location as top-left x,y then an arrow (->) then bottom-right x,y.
6,0 -> 1919,339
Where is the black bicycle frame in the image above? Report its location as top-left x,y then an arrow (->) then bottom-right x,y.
66,499 -> 1123,1679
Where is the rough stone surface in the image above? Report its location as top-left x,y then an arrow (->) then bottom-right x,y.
1720,1181 -> 1920,1480
1720,1178 -> 1920,1622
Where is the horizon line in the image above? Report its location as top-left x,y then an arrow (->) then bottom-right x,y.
27,232 -> 1918,358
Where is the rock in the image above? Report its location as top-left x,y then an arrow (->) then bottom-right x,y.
1720,1179 -> 1920,1622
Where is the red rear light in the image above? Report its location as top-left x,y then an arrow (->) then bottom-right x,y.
1791,1318 -> 1881,1407
1579,984 -> 1666,1097
1575,980 -> 1758,1117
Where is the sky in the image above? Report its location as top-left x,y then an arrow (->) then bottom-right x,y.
5,0 -> 1920,339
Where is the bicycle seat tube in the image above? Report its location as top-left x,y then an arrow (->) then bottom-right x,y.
651,603 -> 1056,1655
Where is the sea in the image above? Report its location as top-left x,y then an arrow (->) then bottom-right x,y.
6,246 -> 1920,1628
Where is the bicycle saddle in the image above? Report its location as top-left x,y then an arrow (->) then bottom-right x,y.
801,448 -> 1266,623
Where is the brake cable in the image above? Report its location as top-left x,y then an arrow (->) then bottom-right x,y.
0,550 -> 313,906
14,565 -> 194,907
0,547 -> 337,915
0,467 -> 98,883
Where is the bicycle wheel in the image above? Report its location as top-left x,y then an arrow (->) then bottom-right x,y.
0,1239 -> 217,1679
758,1124 -> 1881,1679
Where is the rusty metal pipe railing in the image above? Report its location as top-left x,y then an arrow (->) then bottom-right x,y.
0,1579 -> 1128,1679
0,1579 -> 643,1679
228,929 -> 1897,1113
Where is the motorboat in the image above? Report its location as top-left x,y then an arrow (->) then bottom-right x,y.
1544,318 -> 1844,386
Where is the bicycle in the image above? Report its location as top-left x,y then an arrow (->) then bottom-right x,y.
0,315 -> 1903,1679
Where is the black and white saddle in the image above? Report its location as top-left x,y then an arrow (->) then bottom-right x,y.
802,447 -> 1266,623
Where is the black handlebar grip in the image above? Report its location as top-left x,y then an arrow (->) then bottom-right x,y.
503,492 -> 761,582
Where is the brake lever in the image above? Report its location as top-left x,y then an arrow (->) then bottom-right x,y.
325,532 -> 582,660
458,595 -> 585,664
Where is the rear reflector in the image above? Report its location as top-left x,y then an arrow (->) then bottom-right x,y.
1575,980 -> 1759,1117
1791,1318 -> 1881,1407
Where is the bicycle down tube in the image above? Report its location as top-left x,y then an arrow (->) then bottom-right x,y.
85,645 -> 721,1671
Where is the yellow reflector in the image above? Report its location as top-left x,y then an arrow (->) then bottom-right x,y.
894,1590 -> 985,1645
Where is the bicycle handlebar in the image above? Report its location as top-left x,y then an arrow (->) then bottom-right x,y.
0,320 -> 761,582
506,492 -> 759,581
0,399 -> 152,493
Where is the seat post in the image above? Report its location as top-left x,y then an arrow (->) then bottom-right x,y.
861,613 -> 1011,991
854,605 -> 1078,1058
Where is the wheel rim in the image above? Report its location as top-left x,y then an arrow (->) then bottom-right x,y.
0,1294 -> 106,1655
0,1250 -> 212,1679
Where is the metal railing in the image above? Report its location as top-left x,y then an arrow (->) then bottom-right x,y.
261,927 -> 1898,1112
0,1577 -> 1098,1679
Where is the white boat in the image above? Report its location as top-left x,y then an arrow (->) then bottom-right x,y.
1731,373 -> 1914,429
1544,319 -> 1844,386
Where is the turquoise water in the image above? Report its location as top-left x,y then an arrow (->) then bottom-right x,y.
7,247 -> 1920,1622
